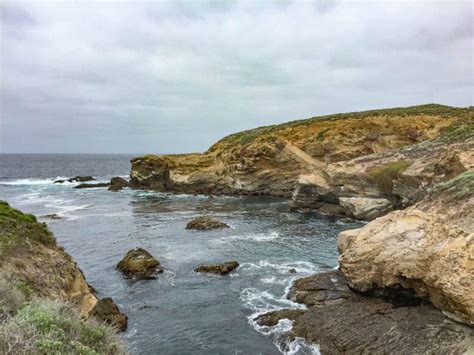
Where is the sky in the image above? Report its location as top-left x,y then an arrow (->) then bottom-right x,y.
0,0 -> 472,154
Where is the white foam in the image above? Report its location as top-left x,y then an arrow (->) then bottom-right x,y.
260,276 -> 288,285
0,178 -> 56,186
227,231 -> 280,243
280,337 -> 321,355
240,260 -> 318,275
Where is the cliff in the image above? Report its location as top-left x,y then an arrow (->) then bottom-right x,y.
0,201 -> 127,354
130,104 -> 472,198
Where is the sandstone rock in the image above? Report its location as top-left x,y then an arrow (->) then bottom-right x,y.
194,261 -> 239,275
91,297 -> 128,331
185,217 -> 229,230
339,197 -> 393,220
259,270 -> 474,354
74,182 -> 110,189
116,248 -> 162,279
108,177 -> 129,191
338,172 -> 474,325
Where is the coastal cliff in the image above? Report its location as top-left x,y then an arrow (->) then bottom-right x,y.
0,201 -> 127,354
130,104 -> 471,198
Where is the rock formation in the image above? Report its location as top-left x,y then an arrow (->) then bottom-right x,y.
185,217 -> 230,230
55,176 -> 95,183
116,248 -> 163,279
130,105 -> 470,200
194,261 -> 239,275
257,270 -> 473,354
338,172 -> 474,325
0,201 -> 127,329
108,177 -> 129,191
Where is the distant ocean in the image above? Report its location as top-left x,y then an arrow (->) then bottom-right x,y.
0,154 -> 361,354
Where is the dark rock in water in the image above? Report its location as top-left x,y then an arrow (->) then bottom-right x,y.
108,177 -> 129,191
261,270 -> 474,354
256,309 -> 305,327
195,261 -> 239,275
91,297 -> 128,332
116,248 -> 162,279
186,217 -> 230,230
288,268 -> 297,274
55,176 -> 95,183
74,182 -> 110,189
42,213 -> 64,220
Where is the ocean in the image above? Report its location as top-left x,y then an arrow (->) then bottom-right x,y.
0,154 -> 362,354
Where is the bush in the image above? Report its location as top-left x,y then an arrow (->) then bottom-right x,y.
368,160 -> 411,193
0,300 -> 127,355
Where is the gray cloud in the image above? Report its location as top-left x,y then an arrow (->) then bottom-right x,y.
0,0 -> 472,153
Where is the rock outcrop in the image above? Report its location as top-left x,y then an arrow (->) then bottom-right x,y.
257,270 -> 474,354
116,248 -> 162,279
195,261 -> 239,275
108,177 -> 129,191
338,197 -> 393,220
91,297 -> 128,331
338,172 -> 474,325
74,182 -> 110,189
130,105 -> 470,198
185,217 -> 230,230
0,201 -> 127,328
55,176 -> 95,183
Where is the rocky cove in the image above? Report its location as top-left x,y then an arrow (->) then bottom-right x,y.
1,104 -> 473,354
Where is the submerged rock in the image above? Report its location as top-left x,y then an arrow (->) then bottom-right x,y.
116,248 -> 162,279
55,176 -> 95,183
74,182 -> 110,189
195,261 -> 239,275
260,270 -> 474,354
339,197 -> 393,221
108,177 -> 129,191
91,297 -> 128,331
186,217 -> 230,230
41,213 -> 64,220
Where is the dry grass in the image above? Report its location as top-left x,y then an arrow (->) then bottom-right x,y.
368,160 -> 411,193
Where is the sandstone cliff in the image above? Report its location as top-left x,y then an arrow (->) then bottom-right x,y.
131,104 -> 472,198
338,171 -> 474,325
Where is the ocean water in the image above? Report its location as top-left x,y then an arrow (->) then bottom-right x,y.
0,154 -> 362,354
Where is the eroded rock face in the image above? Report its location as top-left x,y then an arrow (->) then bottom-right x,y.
91,297 -> 128,331
194,261 -> 239,275
339,197 -> 393,220
338,172 -> 474,325
257,270 -> 474,354
130,105 -> 468,197
185,217 -> 229,230
116,248 -> 162,279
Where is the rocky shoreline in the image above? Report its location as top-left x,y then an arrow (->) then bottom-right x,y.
128,104 -> 473,351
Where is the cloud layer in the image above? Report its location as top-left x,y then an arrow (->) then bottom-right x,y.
1,0 -> 472,153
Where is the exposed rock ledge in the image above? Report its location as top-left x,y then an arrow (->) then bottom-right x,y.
257,270 -> 474,354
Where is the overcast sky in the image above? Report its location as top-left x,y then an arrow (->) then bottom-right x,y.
0,0 -> 472,153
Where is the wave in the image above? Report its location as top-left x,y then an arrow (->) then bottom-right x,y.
222,231 -> 280,243
280,337 -> 321,355
0,178 -> 59,186
240,260 -> 318,275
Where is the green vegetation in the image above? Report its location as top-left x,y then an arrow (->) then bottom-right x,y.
209,104 -> 473,150
438,172 -> 474,199
0,277 -> 127,355
316,128 -> 331,142
440,122 -> 474,143
368,160 -> 411,193
0,201 -> 55,250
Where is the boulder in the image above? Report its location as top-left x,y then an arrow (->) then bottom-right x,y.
195,261 -> 239,275
91,297 -> 128,331
258,270 -> 474,354
338,172 -> 474,325
186,217 -> 229,230
339,197 -> 393,220
41,213 -> 64,220
108,177 -> 129,191
116,248 -> 162,279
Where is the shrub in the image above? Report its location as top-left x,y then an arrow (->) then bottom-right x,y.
0,300 -> 127,355
368,160 -> 411,193
316,128 -> 331,142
